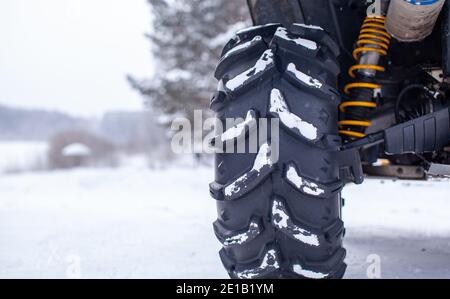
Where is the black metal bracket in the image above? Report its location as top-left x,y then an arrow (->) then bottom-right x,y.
337,147 -> 364,184
342,108 -> 450,155
384,108 -> 450,155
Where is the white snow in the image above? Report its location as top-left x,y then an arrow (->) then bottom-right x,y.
209,21 -> 249,49
225,49 -> 273,91
292,264 -> 328,279
287,63 -> 323,89
272,199 -> 320,246
223,221 -> 259,246
236,23 -> 279,35
270,89 -> 318,140
0,142 -> 48,173
234,249 -> 279,279
274,27 -> 317,50
217,79 -> 225,92
222,36 -> 262,60
220,111 -> 256,142
0,165 -> 225,279
252,143 -> 272,171
286,165 -> 325,196
293,23 -> 324,31
343,178 -> 450,278
62,143 -> 91,157
224,142 -> 272,197
165,69 -> 192,82
343,179 -> 450,234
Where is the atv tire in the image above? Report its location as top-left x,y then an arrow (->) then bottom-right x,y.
210,24 -> 346,279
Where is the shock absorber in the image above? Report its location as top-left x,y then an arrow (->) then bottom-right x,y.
339,15 -> 391,139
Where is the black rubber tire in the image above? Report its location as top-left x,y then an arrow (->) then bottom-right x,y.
210,24 -> 346,279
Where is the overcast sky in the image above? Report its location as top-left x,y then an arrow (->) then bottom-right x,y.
0,0 -> 154,117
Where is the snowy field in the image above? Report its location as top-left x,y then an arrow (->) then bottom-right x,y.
0,142 -> 48,174
0,146 -> 450,278
0,165 -> 222,279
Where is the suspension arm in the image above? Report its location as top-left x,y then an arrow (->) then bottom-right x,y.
342,108 -> 450,155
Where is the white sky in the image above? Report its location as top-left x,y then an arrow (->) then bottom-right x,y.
0,0 -> 154,117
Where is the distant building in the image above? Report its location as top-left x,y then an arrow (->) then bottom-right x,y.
48,130 -> 116,169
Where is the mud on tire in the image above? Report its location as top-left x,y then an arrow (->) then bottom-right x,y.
210,24 -> 346,279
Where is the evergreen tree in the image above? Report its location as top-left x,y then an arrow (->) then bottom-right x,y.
129,0 -> 250,122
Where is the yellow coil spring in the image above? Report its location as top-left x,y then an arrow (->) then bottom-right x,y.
339,15 -> 391,139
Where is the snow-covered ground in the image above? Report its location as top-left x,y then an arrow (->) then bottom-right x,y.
0,165 -> 222,279
0,142 -> 48,174
1,161 -> 450,278
343,179 -> 450,278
